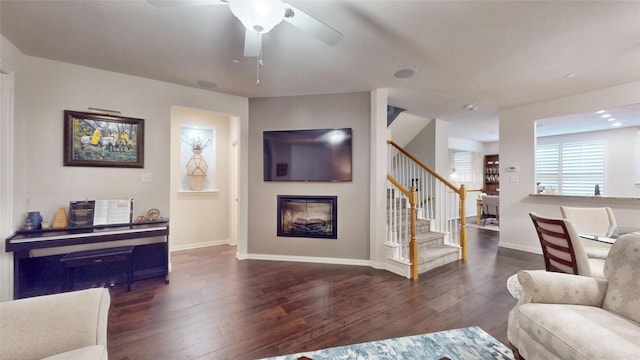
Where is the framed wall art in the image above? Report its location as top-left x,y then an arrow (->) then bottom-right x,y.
63,110 -> 144,168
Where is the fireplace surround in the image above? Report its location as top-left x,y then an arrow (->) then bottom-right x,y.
277,195 -> 337,239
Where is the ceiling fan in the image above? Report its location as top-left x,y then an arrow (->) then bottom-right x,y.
148,0 -> 342,57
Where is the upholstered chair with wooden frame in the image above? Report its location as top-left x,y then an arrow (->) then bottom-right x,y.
560,206 -> 616,259
480,194 -> 499,226
529,212 -> 605,278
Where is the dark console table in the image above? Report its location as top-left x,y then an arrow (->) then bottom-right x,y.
5,220 -> 169,299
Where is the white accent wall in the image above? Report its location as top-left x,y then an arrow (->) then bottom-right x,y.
170,106 -> 233,251
499,81 -> 640,253
0,34 -> 249,299
0,35 -> 23,301
370,89 -> 389,269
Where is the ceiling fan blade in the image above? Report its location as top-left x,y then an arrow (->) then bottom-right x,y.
282,4 -> 342,46
244,29 -> 262,57
147,0 -> 223,8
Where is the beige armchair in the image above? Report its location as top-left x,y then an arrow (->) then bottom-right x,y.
0,288 -> 110,360
508,233 -> 640,360
560,206 -> 616,259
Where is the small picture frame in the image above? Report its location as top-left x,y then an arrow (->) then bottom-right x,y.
63,110 -> 144,168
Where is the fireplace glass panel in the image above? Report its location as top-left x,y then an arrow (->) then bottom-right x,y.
277,195 -> 337,239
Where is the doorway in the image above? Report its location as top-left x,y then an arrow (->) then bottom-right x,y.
169,106 -> 239,251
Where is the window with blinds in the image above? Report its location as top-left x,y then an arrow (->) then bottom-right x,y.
450,150 -> 472,183
536,140 -> 605,195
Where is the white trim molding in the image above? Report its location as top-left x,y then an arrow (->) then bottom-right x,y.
170,239 -> 230,252
246,253 -> 371,267
0,71 -> 15,301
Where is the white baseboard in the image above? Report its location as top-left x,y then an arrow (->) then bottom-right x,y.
498,241 -> 542,255
370,259 -> 411,278
170,239 -> 230,252
246,253 -> 371,267
171,245 -> 411,278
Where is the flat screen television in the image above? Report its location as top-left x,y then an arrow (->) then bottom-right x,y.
263,128 -> 352,182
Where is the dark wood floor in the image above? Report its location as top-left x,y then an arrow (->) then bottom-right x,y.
107,227 -> 543,360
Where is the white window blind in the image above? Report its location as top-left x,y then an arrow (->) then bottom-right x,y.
536,144 -> 559,191
536,140 -> 605,195
451,150 -> 472,183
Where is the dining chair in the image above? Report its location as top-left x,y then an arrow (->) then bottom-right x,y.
559,206 -> 617,236
560,206 -> 616,259
481,195 -> 499,226
529,212 -> 605,278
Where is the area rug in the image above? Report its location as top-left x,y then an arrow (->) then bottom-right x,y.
261,326 -> 514,360
507,273 -> 522,300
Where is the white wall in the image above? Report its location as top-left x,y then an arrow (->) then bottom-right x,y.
404,118 -> 450,176
449,137 -> 484,154
14,56 -> 245,221
0,47 -> 249,299
370,89 -> 388,270
484,141 -> 499,155
247,92 -> 371,262
388,112 -> 432,148
170,106 -> 232,251
499,81 -> 640,253
0,34 -> 24,301
433,119 -> 450,176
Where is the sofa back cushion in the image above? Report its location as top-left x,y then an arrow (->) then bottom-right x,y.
0,288 -> 109,360
602,233 -> 640,323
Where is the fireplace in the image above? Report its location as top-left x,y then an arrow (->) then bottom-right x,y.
277,195 -> 337,239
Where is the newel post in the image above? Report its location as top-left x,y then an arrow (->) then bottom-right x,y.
409,186 -> 419,279
459,184 -> 468,261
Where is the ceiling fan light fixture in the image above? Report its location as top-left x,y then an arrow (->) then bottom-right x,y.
228,0 -> 285,34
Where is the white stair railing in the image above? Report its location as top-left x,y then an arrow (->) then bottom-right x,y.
386,176 -> 418,278
386,186 -> 410,262
386,140 -> 468,277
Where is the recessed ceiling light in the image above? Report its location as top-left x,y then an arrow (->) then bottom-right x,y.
394,68 -> 417,79
601,114 -> 612,118
196,80 -> 217,89
607,118 -> 616,122
564,73 -> 576,78
463,104 -> 477,111
596,110 -> 606,114
612,122 -> 622,127
232,59 -> 241,64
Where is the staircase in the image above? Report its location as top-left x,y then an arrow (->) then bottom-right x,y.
416,225 -> 460,273
387,189 -> 461,276
385,141 -> 468,279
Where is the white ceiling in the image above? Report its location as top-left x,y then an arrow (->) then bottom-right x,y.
536,103 -> 640,138
2,0 -> 639,142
